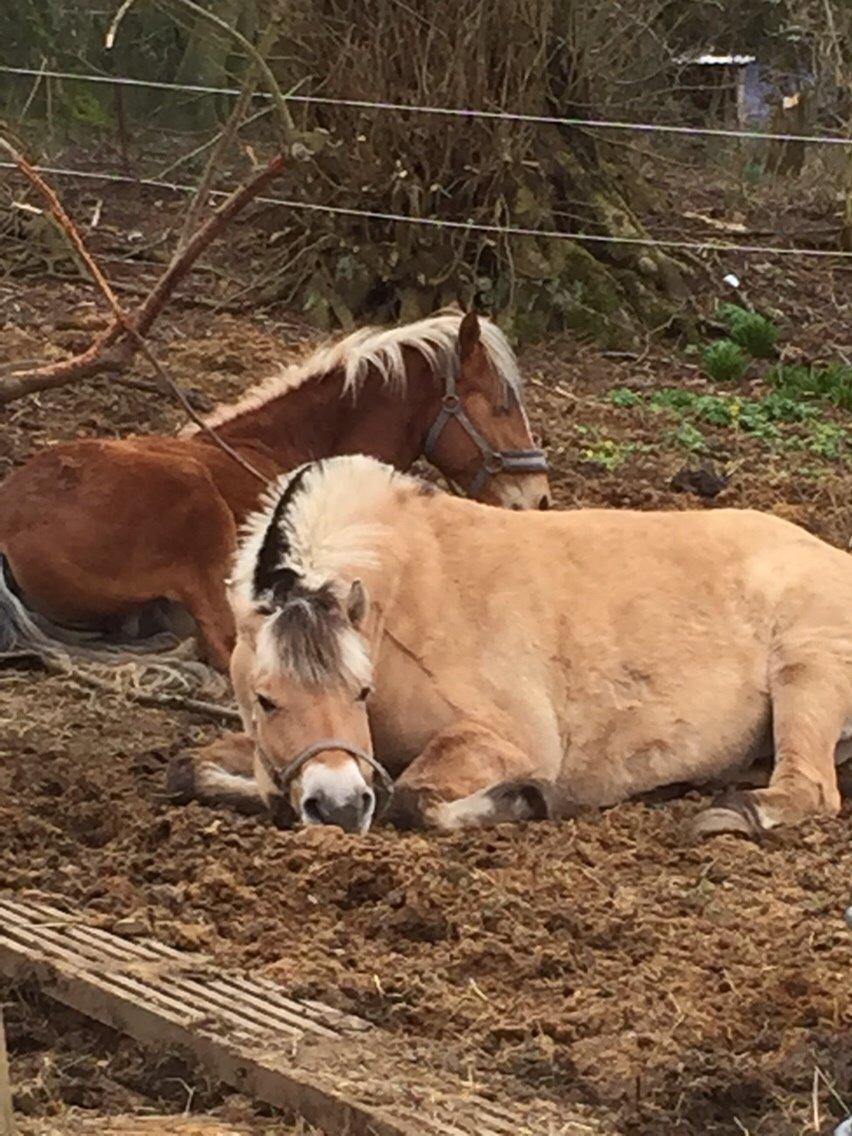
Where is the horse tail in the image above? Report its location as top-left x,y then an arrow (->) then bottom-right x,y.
0,554 -> 227,697
0,553 -> 62,657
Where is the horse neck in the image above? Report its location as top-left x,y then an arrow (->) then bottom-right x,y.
213,352 -> 441,473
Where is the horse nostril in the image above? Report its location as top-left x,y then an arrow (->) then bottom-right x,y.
303,796 -> 324,824
539,496 -> 550,511
511,503 -> 522,511
361,791 -> 373,811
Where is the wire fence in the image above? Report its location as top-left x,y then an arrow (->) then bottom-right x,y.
2,161 -> 851,260
1,65 -> 851,148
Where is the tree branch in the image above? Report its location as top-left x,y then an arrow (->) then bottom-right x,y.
0,145 -> 286,412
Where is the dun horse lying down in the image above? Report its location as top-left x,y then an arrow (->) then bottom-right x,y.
171,455 -> 852,838
0,312 -> 548,671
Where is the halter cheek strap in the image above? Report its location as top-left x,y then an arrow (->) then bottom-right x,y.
422,367 -> 548,497
255,737 -> 395,816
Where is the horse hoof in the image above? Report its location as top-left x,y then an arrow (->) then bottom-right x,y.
690,805 -> 757,841
383,785 -> 429,831
164,753 -> 196,803
486,778 -> 554,822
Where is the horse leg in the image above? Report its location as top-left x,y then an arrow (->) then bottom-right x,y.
175,571 -> 236,672
166,731 -> 265,815
170,492 -> 240,672
693,661 -> 849,838
385,720 -> 572,831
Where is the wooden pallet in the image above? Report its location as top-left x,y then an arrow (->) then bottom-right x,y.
0,896 -> 603,1136
21,1120 -> 256,1136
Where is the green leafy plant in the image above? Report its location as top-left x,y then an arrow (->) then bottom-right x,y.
667,421 -> 707,452
767,362 -> 852,411
717,303 -> 779,359
611,381 -> 850,460
607,387 -> 642,408
800,421 -> 847,461
577,429 -> 639,470
701,339 -> 750,383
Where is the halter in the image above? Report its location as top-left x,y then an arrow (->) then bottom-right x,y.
255,737 -> 395,818
422,366 -> 548,497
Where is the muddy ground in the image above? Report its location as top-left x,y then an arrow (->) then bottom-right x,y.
1,177 -> 851,1135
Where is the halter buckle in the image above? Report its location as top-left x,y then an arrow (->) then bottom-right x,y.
483,451 -> 505,474
441,393 -> 462,413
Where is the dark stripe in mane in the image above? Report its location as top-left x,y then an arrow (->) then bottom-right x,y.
253,463 -> 315,602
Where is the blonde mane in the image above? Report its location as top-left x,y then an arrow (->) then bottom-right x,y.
230,457 -> 415,684
185,311 -> 522,435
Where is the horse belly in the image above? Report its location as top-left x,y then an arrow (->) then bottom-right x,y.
561,675 -> 772,806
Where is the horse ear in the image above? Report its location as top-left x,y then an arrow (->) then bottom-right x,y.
457,310 -> 480,363
346,578 -> 367,627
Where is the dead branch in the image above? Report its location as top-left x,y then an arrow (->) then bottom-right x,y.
0,145 -> 286,408
131,152 -> 286,342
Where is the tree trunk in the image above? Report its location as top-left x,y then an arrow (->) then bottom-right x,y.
174,0 -> 244,130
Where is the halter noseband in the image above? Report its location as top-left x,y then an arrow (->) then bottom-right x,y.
255,737 -> 395,816
422,366 -> 548,497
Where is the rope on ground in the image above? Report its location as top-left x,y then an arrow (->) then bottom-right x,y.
1,648 -> 240,723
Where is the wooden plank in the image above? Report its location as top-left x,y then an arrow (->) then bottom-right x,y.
0,1008 -> 16,1136
23,1118 -> 255,1135
0,898 -> 603,1136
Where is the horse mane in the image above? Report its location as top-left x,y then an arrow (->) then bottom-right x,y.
185,311 -> 522,435
230,456 -> 411,684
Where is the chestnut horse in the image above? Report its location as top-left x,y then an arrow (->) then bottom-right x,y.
0,312 -> 549,671
171,455 -> 852,839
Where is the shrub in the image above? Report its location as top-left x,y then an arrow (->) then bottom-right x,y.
717,303 -> 779,359
701,339 -> 750,383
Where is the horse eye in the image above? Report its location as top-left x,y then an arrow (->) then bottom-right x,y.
356,686 -> 372,703
256,693 -> 277,713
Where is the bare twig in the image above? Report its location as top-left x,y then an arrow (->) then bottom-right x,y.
0,141 -> 286,420
167,0 -> 296,143
176,22 -> 278,251
155,104 -> 273,181
0,136 -> 274,482
105,0 -> 141,49
66,671 -> 243,724
106,0 -> 298,146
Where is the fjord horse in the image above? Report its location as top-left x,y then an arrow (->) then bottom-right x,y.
172,455 -> 852,840
0,312 -> 548,671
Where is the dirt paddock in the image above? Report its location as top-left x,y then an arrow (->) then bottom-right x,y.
1,253 -> 851,1135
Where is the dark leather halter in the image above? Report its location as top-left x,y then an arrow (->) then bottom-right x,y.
422,366 -> 548,497
255,737 -> 394,822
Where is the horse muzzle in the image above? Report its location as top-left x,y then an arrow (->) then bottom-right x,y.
258,738 -> 393,833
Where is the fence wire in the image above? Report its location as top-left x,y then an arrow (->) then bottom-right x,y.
1,65 -> 850,148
